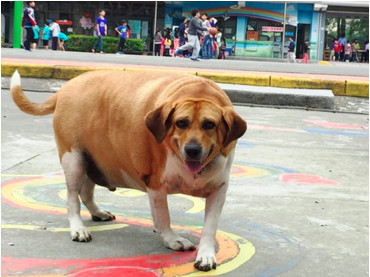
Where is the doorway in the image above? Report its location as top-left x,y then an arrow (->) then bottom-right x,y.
296,24 -> 310,59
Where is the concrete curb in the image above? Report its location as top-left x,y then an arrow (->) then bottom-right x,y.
218,83 -> 335,110
1,62 -> 368,97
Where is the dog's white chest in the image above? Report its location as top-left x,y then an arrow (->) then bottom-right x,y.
161,152 -> 231,197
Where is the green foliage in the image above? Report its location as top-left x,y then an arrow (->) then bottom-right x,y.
326,18 -> 369,44
66,35 -> 144,53
347,19 -> 369,43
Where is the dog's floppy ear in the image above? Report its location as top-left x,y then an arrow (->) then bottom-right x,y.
145,104 -> 175,143
222,107 -> 247,147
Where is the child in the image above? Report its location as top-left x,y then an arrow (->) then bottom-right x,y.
344,41 -> 352,62
218,37 -> 226,59
42,21 -> 50,50
49,19 -> 60,51
299,40 -> 310,64
333,39 -> 342,61
164,36 -> 171,56
115,20 -> 128,55
32,24 -> 40,50
58,32 -> 68,51
92,9 -> 107,54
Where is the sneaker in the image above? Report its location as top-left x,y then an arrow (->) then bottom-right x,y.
116,51 -> 124,55
191,58 -> 200,61
175,48 -> 182,56
99,51 -> 105,54
91,49 -> 95,53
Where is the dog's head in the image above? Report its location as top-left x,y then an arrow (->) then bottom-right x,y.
145,98 -> 247,174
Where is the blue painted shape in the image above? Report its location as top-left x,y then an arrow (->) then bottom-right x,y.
236,16 -> 247,41
236,140 -> 255,148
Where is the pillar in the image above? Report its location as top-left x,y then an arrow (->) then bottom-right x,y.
13,1 -> 23,48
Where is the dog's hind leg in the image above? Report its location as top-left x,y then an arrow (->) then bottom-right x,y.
62,150 -> 92,242
80,179 -> 116,222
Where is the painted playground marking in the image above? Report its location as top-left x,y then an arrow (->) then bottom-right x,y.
1,173 -> 255,277
1,162 -> 340,276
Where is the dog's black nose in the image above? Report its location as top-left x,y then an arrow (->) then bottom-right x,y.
185,144 -> 202,160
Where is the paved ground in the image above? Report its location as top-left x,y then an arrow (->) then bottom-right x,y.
1,82 -> 368,276
1,48 -> 369,80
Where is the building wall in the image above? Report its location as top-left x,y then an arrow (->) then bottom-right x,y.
165,1 -> 318,59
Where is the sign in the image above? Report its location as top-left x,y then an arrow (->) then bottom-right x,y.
246,31 -> 258,41
262,26 -> 283,32
56,20 -> 73,26
285,32 -> 294,37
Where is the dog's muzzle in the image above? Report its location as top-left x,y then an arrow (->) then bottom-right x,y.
184,142 -> 203,174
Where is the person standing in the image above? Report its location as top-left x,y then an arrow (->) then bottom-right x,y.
178,17 -> 187,47
42,21 -> 50,50
154,29 -> 162,56
208,17 -> 217,58
299,40 -> 310,64
32,24 -> 40,50
22,1 -> 37,51
338,34 -> 347,61
364,41 -> 369,63
92,10 -> 107,54
344,41 -> 352,62
201,13 -> 211,59
329,40 -> 335,61
351,40 -> 358,62
287,37 -> 296,63
333,39 -> 341,61
49,19 -> 61,51
115,20 -> 128,55
175,9 -> 209,61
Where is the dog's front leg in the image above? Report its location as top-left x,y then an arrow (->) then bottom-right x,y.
62,151 -> 91,242
194,183 -> 228,271
147,188 -> 195,251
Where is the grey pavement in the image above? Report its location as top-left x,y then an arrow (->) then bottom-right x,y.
1,81 -> 369,276
2,47 -> 369,77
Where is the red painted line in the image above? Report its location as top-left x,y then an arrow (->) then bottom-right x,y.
280,173 -> 341,186
2,252 -> 195,276
303,119 -> 369,130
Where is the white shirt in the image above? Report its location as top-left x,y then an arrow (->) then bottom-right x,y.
49,22 -> 61,37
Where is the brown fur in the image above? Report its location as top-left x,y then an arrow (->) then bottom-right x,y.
11,70 -> 246,191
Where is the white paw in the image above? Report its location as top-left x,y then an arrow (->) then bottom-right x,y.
92,210 -> 116,221
194,246 -> 217,271
162,232 -> 195,251
71,227 -> 92,242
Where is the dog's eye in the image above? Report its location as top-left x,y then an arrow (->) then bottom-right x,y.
202,120 -> 216,130
176,119 -> 189,129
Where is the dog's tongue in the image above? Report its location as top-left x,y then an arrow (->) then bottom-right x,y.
185,161 -> 203,174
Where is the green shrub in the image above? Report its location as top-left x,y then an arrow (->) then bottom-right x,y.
66,35 -> 143,54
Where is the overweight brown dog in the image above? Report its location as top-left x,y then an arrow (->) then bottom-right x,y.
10,70 -> 246,271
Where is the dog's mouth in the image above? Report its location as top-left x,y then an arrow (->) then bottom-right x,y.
185,160 -> 203,174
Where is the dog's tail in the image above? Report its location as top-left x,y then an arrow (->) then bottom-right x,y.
10,70 -> 57,116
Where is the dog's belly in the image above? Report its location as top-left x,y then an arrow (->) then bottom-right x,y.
118,170 -> 147,191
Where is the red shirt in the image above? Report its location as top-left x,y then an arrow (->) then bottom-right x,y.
333,42 -> 342,53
